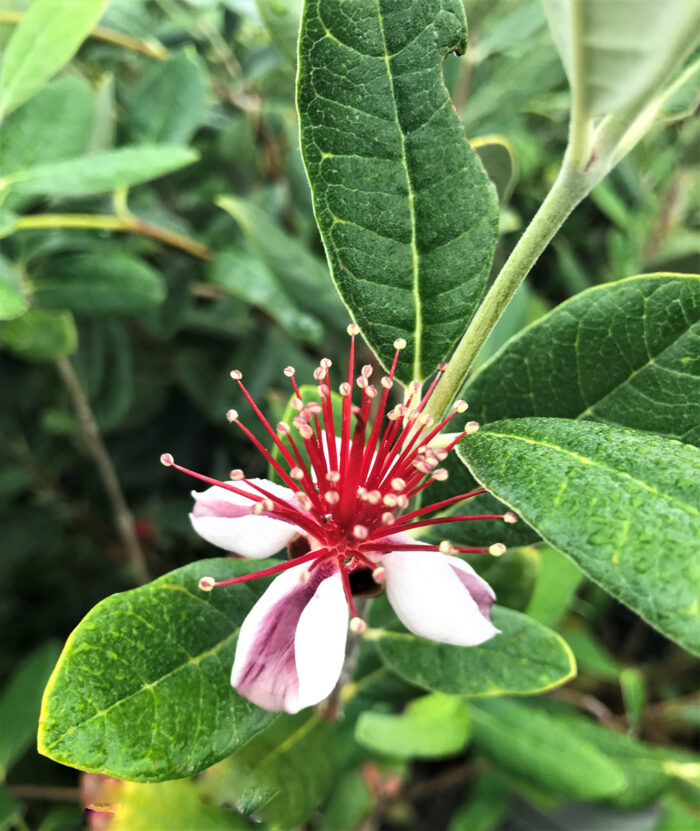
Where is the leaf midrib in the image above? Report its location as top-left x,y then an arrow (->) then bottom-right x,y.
480,428 -> 700,517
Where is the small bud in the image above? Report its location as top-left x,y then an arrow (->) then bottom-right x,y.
199,576 -> 215,591
503,512 -> 518,524
349,617 -> 367,633
464,421 -> 480,434
489,543 -> 506,557
226,409 -> 239,422
452,399 -> 468,413
391,477 -> 406,492
230,369 -> 242,380
372,566 -> 386,583
160,453 -> 174,467
353,524 -> 369,540
347,323 -> 360,336
393,338 -> 407,350
439,540 -> 456,556
229,469 -> 245,481
283,365 -> 296,377
339,382 -> 352,396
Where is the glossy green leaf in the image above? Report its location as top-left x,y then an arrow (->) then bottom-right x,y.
458,418 -> 700,655
372,606 -> 575,696
0,642 -> 60,780
297,0 -> 499,381
104,778 -> 251,831
5,145 -> 198,197
210,248 -> 323,343
542,0 -> 700,117
216,196 -> 347,329
471,698 -> 626,800
0,255 -> 27,321
0,0 -> 106,120
256,0 -> 302,65
38,558 -> 275,781
463,274 -> 700,446
0,308 -> 77,361
125,49 -> 207,145
355,692 -> 470,759
34,253 -> 165,316
200,713 -> 338,830
526,546 -> 582,627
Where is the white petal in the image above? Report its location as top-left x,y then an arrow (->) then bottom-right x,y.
189,478 -> 299,557
231,564 -> 347,712
382,548 -> 499,647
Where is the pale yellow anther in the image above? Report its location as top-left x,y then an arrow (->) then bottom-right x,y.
324,491 -> 340,504
318,384 -> 330,399
306,402 -> 322,415
347,323 -> 360,336
283,365 -> 296,377
381,512 -> 395,525
453,399 -> 468,413
393,338 -> 407,350
326,471 -> 341,483
464,421 -> 480,434
226,409 -> 239,422
437,362 -> 447,371
349,617 -> 367,633
290,467 -> 304,480
372,566 -> 386,583
503,512 -> 518,524
298,569 -> 311,584
381,376 -> 393,389
294,493 -> 312,511
229,469 -> 245,481
199,576 -> 216,591
420,414 -> 434,427
489,543 -> 506,557
339,382 -> 352,396
313,366 -> 325,381
291,397 -> 304,411
397,494 -> 409,509
160,453 -> 174,467
276,421 -> 291,436
230,369 -> 242,380
361,364 -> 373,378
391,477 -> 406,492
367,490 -> 381,505
320,357 -> 333,369
366,385 -> 377,398
299,424 -> 314,439
432,468 -> 449,481
439,540 -> 456,556
383,494 -> 398,508
353,524 -> 369,540
357,376 -> 368,389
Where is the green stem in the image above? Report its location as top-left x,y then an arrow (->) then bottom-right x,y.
13,213 -> 211,260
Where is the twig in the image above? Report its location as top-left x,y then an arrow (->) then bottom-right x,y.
320,598 -> 371,720
10,785 -> 81,802
405,759 -> 485,801
55,357 -> 150,584
550,687 -> 626,731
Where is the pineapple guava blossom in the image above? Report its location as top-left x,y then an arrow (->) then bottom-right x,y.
161,326 -> 516,713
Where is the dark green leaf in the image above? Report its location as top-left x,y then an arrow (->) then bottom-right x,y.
372,606 -> 575,696
297,0 -> 499,381
449,771 -> 509,831
38,558 -> 275,781
542,0 -> 700,116
471,698 -> 626,800
355,692 -> 470,759
0,0 -> 106,120
34,253 -> 166,315
526,546 -> 582,627
0,255 -> 28,321
0,308 -> 77,361
256,0 -> 302,65
5,145 -> 198,197
458,418 -> 700,655
463,274 -> 700,446
321,769 -> 374,831
0,642 -> 60,780
200,713 -> 338,830
209,248 -> 323,344
559,625 -> 623,681
125,49 -> 207,145
0,786 -> 22,831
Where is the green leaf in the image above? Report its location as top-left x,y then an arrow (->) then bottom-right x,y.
38,558 -> 275,781
4,145 -> 199,197
470,698 -> 626,800
559,625 -> 623,681
321,769 -> 373,831
216,196 -> 347,330
0,786 -> 22,831
297,0 -> 499,381
125,49 -> 207,145
34,253 -> 166,315
200,713 -> 338,830
0,255 -> 28,321
209,248 -> 323,344
0,642 -> 60,780
463,274 -> 700,446
542,0 -> 700,117
526,546 -> 582,627
105,779 -> 251,831
449,771 -> 509,831
0,308 -> 78,361
372,606 -> 575,696
355,692 -> 470,759
0,0 -> 106,121
255,0 -> 302,65
458,418 -> 700,655
472,135 -> 518,205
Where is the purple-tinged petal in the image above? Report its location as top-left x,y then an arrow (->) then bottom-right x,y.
189,478 -> 300,558
381,541 -> 500,647
231,562 -> 348,712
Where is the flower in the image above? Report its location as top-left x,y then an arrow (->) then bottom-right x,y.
161,325 -> 516,713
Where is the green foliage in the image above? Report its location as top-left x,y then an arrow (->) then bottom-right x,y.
38,559 -> 274,781
372,606 -> 575,696
297,0 -> 499,381
0,254 -> 27,320
0,308 -> 77,361
458,418 -> 700,654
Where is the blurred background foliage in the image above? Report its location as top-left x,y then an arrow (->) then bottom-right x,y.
0,0 -> 697,829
